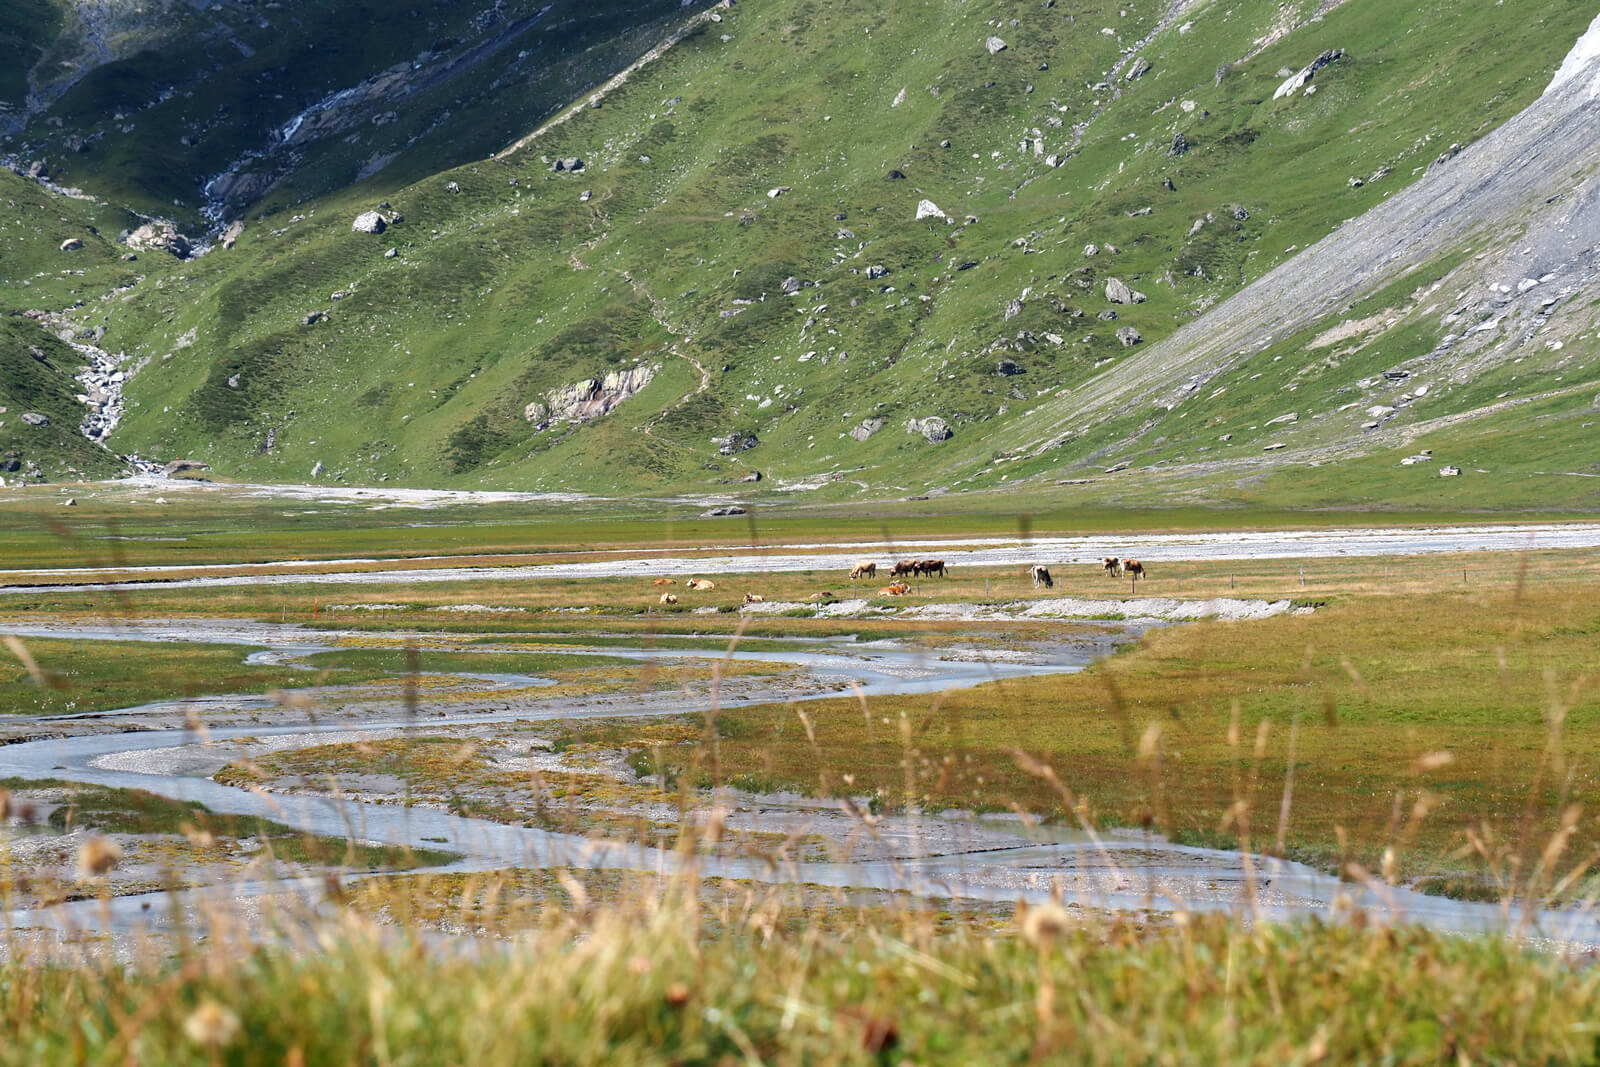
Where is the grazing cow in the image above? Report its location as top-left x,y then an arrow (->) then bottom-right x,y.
1102,557 -> 1123,578
918,559 -> 947,579
743,593 -> 764,604
659,593 -> 679,605
685,578 -> 716,591
877,582 -> 911,596
1123,559 -> 1145,580
1030,564 -> 1054,589
890,560 -> 918,578
652,578 -> 677,586
849,561 -> 878,581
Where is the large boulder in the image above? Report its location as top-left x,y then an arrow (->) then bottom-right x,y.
718,431 -> 760,455
59,238 -> 83,252
1116,326 -> 1143,347
20,413 -> 50,427
352,211 -> 387,234
915,199 -> 947,221
907,416 -> 953,442
986,36 -> 1008,54
1105,278 -> 1147,305
849,418 -> 886,442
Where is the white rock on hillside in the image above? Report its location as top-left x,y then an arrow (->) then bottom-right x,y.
915,199 -> 947,220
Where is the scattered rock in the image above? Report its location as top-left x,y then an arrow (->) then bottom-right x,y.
915,199 -> 947,221
445,181 -> 460,193
782,275 -> 801,294
302,311 -> 326,325
703,505 -> 747,517
62,498 -> 76,507
351,211 -> 387,234
0,453 -> 19,473
27,160 -> 48,179
579,189 -> 592,202
162,459 -> 210,477
1104,278 -> 1146,305
866,264 -> 889,280
384,247 -> 399,258
1115,326 -> 1143,347
20,413 -> 50,427
986,36 -> 1008,54
1097,309 -> 1119,321
887,169 -> 907,180
59,238 -> 83,252
849,418 -> 886,442
311,460 -> 325,478
996,359 -> 1026,376
220,221 -> 245,249
1004,299 -> 1022,319
739,470 -> 763,483
907,416 -> 953,442
767,185 -> 790,198
1439,465 -> 1461,477
1168,131 -> 1190,157
552,157 -> 585,172
1126,56 -> 1152,80
1083,243 -> 1099,257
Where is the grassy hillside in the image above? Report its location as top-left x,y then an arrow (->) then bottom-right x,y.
2,0 -> 719,223
0,0 -> 1594,507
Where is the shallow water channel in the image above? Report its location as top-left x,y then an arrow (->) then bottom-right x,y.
3,616 -> 1598,952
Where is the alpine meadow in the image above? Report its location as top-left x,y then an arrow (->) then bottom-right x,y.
5,1 -> 1600,1063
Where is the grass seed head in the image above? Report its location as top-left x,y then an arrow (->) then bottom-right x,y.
182,1000 -> 240,1048
77,836 -> 123,878
1019,899 -> 1071,946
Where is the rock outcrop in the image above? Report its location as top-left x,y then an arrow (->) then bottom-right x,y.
125,220 -> 192,258
523,364 -> 658,426
352,211 -> 387,234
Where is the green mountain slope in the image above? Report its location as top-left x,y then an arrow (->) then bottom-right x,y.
2,0 -> 1596,509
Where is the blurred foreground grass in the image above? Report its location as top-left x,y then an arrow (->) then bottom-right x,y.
3,889 -> 1597,1065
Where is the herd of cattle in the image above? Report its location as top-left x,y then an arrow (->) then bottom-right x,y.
650,555 -> 1147,605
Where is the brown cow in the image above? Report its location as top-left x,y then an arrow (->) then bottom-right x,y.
849,561 -> 878,580
659,593 -> 679,605
1102,557 -> 1123,578
1029,564 -> 1053,589
652,577 -> 677,586
742,593 -> 764,604
685,578 -> 716,591
877,582 -> 911,596
890,560 -> 918,578
918,559 -> 947,578
1123,559 -> 1145,581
